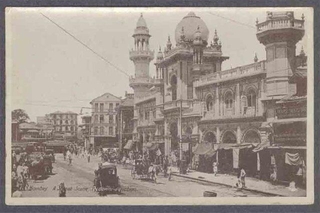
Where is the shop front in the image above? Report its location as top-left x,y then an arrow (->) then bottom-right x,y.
270,120 -> 306,186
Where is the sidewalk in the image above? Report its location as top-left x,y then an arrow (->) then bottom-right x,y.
172,170 -> 306,197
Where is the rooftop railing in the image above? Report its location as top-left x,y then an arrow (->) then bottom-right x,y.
256,18 -> 304,32
194,61 -> 266,88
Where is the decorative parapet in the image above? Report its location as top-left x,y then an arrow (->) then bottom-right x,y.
256,12 -> 304,32
129,49 -> 154,60
194,61 -> 266,88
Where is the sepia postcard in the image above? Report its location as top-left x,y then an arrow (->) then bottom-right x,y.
5,7 -> 314,205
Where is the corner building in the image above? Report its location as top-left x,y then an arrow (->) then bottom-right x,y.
129,12 -> 307,179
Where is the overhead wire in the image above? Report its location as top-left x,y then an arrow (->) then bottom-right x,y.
39,12 -> 130,78
207,12 -> 256,30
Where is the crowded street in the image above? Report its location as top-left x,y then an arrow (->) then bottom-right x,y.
19,153 -> 273,197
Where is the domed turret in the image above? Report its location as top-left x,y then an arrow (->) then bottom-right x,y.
156,47 -> 164,63
175,12 -> 209,44
134,13 -> 150,36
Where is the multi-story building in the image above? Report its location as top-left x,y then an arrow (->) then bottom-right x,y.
49,111 -> 78,138
117,91 -> 135,151
80,115 -> 92,149
129,11 -> 307,179
89,93 -> 121,149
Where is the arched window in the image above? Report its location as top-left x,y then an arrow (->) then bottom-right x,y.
206,95 -> 214,111
203,131 -> 216,143
222,131 -> 237,144
224,91 -> 233,110
171,75 -> 177,101
243,130 -> 260,144
247,89 -> 256,107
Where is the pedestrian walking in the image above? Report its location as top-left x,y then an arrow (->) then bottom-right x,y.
67,150 -> 72,165
240,168 -> 246,188
167,165 -> 172,181
58,182 -> 66,197
213,161 -> 218,176
63,149 -> 67,161
296,164 -> 303,187
87,151 -> 91,163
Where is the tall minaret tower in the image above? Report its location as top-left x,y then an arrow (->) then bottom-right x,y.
256,11 -> 305,99
129,13 -> 154,99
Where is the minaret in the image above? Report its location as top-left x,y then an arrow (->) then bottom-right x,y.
256,11 -> 305,99
129,13 -> 154,99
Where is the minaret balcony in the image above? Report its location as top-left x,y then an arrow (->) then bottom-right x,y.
256,17 -> 304,32
129,50 -> 154,61
129,76 -> 163,88
256,13 -> 305,44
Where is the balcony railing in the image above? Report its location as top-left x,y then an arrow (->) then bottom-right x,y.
137,120 -> 156,127
163,99 -> 194,111
201,107 -> 261,121
194,61 -> 266,88
129,49 -> 154,59
257,18 -> 304,32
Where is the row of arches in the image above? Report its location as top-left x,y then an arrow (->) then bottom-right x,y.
204,88 -> 257,114
203,129 -> 261,144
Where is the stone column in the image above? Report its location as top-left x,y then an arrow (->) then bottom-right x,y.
215,87 -> 220,118
237,126 -> 241,144
258,79 -> 264,116
216,127 -> 220,144
235,83 -> 240,116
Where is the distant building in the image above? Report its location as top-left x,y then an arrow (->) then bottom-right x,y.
89,93 -> 121,149
49,111 -> 78,139
12,121 -> 19,142
37,115 -> 51,125
19,122 -> 41,140
80,115 -> 92,149
117,91 -> 134,151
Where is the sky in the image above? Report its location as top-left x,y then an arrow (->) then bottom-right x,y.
6,7 -> 310,122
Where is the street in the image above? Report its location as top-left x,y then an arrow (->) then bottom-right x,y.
21,154 -> 271,197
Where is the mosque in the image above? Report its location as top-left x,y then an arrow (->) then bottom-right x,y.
127,11 -> 307,182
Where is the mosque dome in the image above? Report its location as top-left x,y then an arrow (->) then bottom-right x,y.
175,12 -> 209,44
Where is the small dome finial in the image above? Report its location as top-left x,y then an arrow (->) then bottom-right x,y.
301,13 -> 305,20
256,18 -> 259,25
213,29 -> 219,45
140,13 -> 143,17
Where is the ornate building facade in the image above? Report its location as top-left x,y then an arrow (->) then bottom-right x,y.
129,11 -> 307,178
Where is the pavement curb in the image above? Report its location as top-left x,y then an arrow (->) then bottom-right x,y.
171,173 -> 284,197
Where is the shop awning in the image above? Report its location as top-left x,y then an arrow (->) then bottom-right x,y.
149,143 -> 159,151
252,141 -> 270,152
231,143 -> 254,149
143,142 -> 159,151
214,143 -> 234,150
193,142 -> 213,155
205,148 -> 217,158
123,140 -> 134,150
